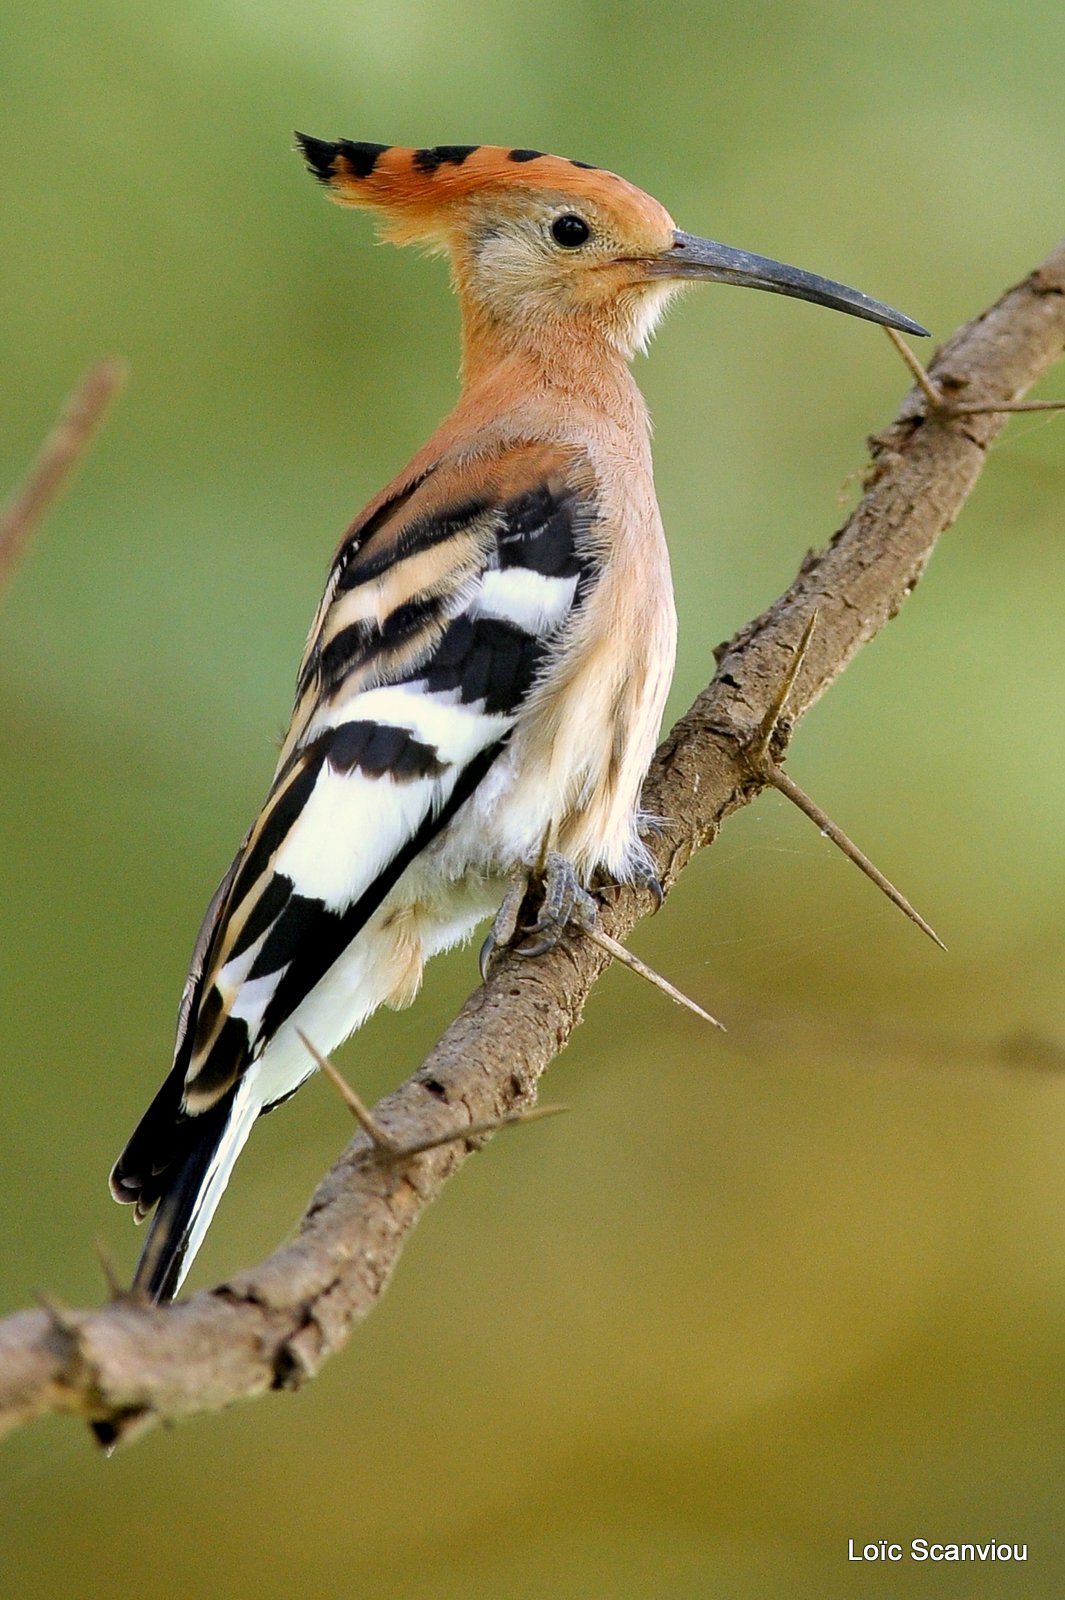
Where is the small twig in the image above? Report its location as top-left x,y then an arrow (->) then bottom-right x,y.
299,1031 -> 568,1156
885,326 -> 1065,418
745,611 -> 946,951
373,1102 -> 569,1156
0,359 -> 126,598
580,922 -> 725,1029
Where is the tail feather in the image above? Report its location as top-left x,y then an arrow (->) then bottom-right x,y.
131,1085 -> 259,1304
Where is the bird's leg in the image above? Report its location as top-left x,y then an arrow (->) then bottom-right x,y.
299,1031 -> 566,1158
743,610 -> 946,950
480,850 -> 598,975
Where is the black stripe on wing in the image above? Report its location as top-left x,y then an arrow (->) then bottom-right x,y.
339,495 -> 495,588
291,473 -> 435,708
219,756 -> 327,966
412,614 -> 541,713
302,471 -> 601,721
497,484 -> 587,581
188,736 -> 506,1107
316,591 -> 448,698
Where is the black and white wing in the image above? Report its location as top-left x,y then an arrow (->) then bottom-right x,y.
110,439 -> 601,1299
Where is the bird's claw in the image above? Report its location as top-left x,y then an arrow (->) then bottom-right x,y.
628,861 -> 664,911
522,851 -> 597,943
480,852 -> 597,977
479,875 -> 529,980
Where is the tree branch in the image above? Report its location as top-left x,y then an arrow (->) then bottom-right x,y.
0,360 -> 125,599
2,243 -> 1063,1448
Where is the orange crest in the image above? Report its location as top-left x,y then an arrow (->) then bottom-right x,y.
295,135 -> 672,244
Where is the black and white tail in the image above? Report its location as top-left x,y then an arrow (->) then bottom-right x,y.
114,1080 -> 260,1304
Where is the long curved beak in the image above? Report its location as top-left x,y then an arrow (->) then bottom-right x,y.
646,231 -> 928,337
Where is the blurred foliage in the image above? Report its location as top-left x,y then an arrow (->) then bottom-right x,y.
2,0 -> 1065,1594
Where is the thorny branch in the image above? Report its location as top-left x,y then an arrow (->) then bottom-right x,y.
1,243 -> 1063,1448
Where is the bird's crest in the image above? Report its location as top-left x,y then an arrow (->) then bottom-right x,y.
294,135 -> 668,244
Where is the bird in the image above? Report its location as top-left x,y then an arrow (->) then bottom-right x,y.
110,137 -> 927,1303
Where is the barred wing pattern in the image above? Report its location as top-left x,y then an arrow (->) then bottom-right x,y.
110,440 -> 601,1298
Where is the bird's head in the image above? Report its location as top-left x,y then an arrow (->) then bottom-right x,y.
296,136 -> 926,363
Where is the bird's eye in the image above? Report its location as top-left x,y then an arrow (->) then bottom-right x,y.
551,214 -> 591,248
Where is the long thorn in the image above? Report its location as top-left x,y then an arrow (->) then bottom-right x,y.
951,399 -> 1065,415
299,1029 -> 567,1158
752,609 -> 819,764
884,326 -> 944,408
385,1103 -> 569,1159
745,603 -> 944,951
883,328 -> 1064,419
765,762 -> 947,951
298,1029 -> 399,1151
581,921 -> 726,1029
33,1289 -> 81,1337
94,1238 -> 130,1305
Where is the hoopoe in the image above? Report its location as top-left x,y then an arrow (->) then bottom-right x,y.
110,138 -> 926,1302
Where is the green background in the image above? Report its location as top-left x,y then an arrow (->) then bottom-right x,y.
2,2 -> 1064,1595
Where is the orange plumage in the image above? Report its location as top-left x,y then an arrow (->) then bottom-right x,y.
296,137 -> 672,239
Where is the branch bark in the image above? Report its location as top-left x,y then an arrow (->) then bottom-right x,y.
2,244 -> 1063,1448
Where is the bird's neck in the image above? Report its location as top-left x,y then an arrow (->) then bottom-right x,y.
459,304 -> 644,419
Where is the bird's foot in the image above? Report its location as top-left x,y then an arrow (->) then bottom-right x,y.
517,851 -> 599,957
479,852 -> 596,979
478,874 -> 528,979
